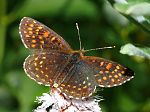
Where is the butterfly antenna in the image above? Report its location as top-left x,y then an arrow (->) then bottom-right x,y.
76,23 -> 82,50
83,46 -> 115,52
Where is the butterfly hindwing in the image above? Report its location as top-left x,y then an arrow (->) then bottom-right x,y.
82,56 -> 134,87
19,17 -> 72,51
57,59 -> 96,99
24,50 -> 71,86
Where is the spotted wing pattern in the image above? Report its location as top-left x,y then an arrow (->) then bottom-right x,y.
57,59 -> 96,99
24,50 -> 71,86
20,17 -> 134,100
82,56 -> 134,87
19,17 -> 72,51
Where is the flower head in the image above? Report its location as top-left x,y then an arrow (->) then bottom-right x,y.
34,88 -> 102,112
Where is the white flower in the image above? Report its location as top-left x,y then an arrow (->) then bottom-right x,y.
34,88 -> 102,112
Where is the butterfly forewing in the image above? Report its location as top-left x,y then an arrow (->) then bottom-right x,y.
82,56 -> 134,87
19,17 -> 72,51
24,50 -> 71,86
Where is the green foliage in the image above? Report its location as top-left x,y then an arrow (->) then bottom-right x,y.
0,0 -> 150,112
120,43 -> 150,59
108,0 -> 150,33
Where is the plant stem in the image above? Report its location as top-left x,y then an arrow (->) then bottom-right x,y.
0,0 -> 6,67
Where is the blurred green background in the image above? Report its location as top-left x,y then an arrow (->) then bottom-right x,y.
0,0 -> 150,112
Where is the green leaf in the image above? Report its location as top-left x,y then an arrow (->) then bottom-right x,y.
120,43 -> 150,59
107,0 -> 150,33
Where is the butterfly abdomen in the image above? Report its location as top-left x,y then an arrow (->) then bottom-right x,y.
54,52 -> 81,83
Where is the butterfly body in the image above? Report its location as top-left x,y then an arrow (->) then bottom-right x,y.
19,17 -> 134,99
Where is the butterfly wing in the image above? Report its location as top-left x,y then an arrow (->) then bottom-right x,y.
19,17 -> 72,51
57,59 -> 97,99
82,56 -> 134,87
24,50 -> 71,86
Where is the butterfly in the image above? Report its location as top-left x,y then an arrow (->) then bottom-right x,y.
19,17 -> 134,99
